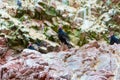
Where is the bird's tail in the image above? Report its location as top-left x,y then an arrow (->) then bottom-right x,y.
66,41 -> 73,48
118,39 -> 120,44
67,43 -> 73,48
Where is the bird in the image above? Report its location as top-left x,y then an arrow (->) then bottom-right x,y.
109,32 -> 120,45
58,25 -> 73,49
35,38 -> 41,46
17,0 -> 22,8
27,42 -> 36,50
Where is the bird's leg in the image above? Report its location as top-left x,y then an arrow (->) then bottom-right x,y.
62,43 -> 65,51
64,44 -> 69,51
60,42 -> 64,51
63,43 -> 66,51
61,43 -> 67,51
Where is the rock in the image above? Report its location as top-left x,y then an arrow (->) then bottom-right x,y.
22,48 -> 41,55
47,45 -> 59,52
46,27 -> 57,37
6,6 -> 17,17
38,72 -> 47,80
8,69 -> 17,79
39,47 -> 48,53
60,74 -> 71,80
0,37 -> 7,46
29,28 -> 46,40
46,40 -> 60,51
84,41 -> 100,49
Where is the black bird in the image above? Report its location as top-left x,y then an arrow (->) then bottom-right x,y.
17,0 -> 22,8
58,26 -> 73,48
27,42 -> 36,50
109,32 -> 120,45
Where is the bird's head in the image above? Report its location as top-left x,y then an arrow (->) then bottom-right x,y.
109,31 -> 114,37
58,24 -> 63,30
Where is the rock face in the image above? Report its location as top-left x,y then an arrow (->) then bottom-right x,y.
0,42 -> 120,80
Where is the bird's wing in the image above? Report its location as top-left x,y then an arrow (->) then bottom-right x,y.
63,32 -> 70,40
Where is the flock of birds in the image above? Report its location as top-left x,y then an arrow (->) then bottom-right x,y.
16,0 -> 120,50
28,24 -> 120,51
58,25 -> 120,48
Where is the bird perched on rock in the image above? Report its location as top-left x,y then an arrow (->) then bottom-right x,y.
109,31 -> 120,45
17,0 -> 22,8
58,25 -> 73,49
27,42 -> 36,50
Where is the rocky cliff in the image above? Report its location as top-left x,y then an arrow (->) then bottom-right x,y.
0,0 -> 120,80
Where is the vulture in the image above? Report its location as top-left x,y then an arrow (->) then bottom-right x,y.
109,35 -> 120,45
58,26 -> 73,48
27,42 -> 36,50
109,32 -> 120,45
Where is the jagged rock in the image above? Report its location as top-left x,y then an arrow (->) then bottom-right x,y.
46,27 -> 57,37
39,47 -> 48,53
45,40 -> 60,51
29,28 -> 46,41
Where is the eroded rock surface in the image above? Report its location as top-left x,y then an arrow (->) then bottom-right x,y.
0,42 -> 120,80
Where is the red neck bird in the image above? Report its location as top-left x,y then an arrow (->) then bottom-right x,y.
58,25 -> 73,48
